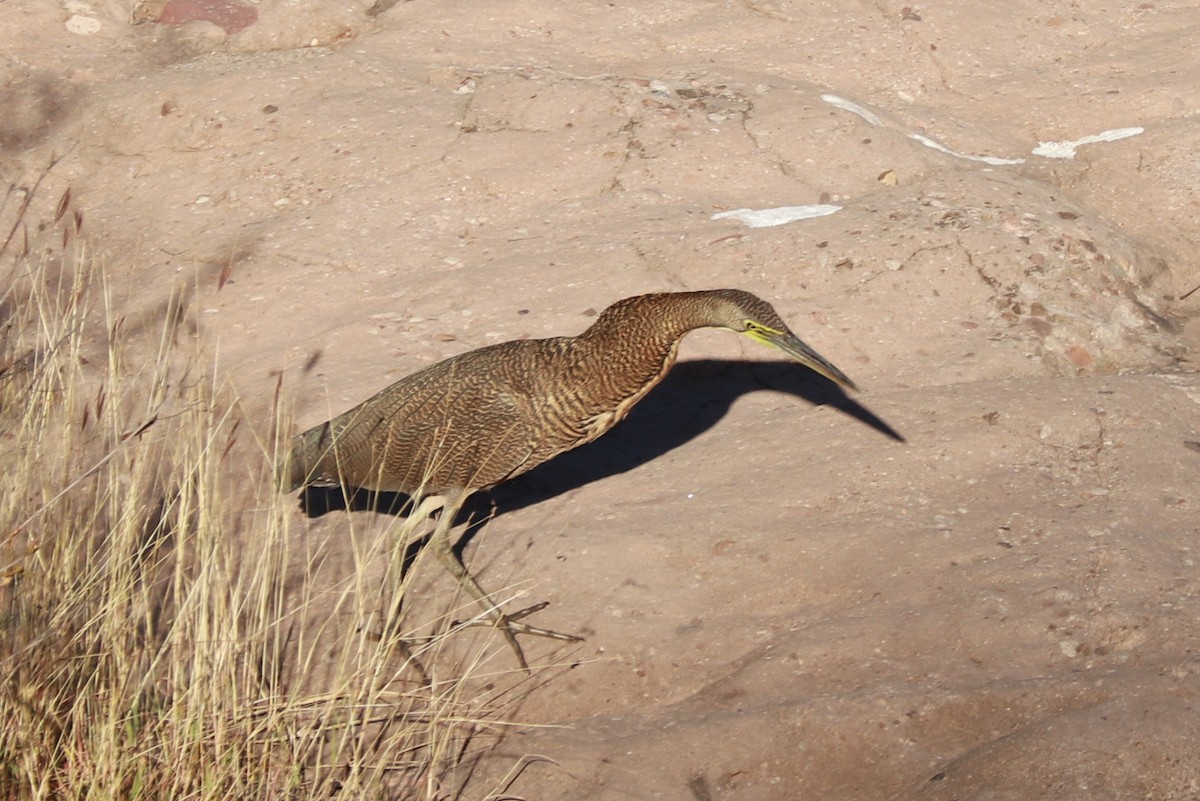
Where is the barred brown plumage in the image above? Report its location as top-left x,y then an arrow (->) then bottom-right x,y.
281,289 -> 857,668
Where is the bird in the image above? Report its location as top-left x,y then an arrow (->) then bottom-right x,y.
280,288 -> 857,669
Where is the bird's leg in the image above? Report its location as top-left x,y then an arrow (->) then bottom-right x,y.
406,494 -> 448,526
426,492 -> 582,670
374,495 -> 449,685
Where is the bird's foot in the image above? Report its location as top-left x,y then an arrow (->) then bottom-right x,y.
396,638 -> 432,686
502,602 -> 586,641
453,601 -> 583,670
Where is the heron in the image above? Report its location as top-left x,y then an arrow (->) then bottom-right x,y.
281,289 -> 857,668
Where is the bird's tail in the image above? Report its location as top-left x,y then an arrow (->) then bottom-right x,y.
276,422 -> 336,492
276,440 -> 305,493
276,427 -> 314,493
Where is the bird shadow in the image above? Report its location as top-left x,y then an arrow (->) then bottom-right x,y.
297,358 -> 904,556
490,357 -> 902,513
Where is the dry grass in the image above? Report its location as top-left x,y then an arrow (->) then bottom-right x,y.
0,173 -> 533,800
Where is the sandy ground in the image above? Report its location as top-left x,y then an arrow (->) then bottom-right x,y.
4,0 -> 1200,798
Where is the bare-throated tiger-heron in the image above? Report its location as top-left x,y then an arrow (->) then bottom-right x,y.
281,289 -> 857,668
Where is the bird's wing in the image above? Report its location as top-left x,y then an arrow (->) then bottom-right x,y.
315,344 -> 546,494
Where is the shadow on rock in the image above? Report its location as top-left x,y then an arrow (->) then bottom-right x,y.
294,357 -> 903,535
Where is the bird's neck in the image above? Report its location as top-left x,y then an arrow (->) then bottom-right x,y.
570,294 -> 711,396
576,294 -> 705,355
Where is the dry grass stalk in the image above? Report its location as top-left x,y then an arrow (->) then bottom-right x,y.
0,171 -> 528,801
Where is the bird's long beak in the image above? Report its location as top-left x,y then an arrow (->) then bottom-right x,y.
745,326 -> 859,392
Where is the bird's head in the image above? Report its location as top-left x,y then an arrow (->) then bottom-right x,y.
710,289 -> 859,392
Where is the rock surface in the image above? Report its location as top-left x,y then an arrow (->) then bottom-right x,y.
3,1 -> 1199,798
